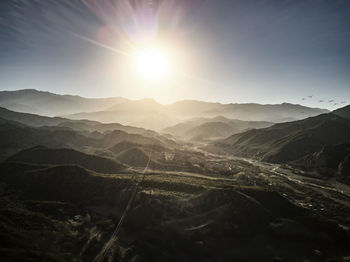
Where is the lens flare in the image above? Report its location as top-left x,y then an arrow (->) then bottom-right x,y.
134,47 -> 170,80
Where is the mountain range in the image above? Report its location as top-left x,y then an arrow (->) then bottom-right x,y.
0,89 -> 329,130
1,89 -> 350,261
0,89 -> 127,116
0,106 -> 217,173
65,100 -> 330,130
0,107 -> 177,163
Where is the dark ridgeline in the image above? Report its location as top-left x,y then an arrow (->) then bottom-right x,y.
333,105 -> 350,119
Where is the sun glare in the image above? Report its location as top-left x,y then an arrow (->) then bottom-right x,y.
134,47 -> 171,80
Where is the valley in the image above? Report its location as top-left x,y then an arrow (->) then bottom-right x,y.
0,92 -> 349,262
184,146 -> 350,224
1,139 -> 350,261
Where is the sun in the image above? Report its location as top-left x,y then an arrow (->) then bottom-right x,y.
134,47 -> 171,80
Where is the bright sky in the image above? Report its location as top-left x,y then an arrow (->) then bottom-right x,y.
1,0 -> 350,109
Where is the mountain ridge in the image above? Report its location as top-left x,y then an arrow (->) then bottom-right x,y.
0,89 -> 128,116
0,89 -> 329,130
211,113 -> 350,163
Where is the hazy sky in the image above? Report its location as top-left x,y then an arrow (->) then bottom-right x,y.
1,0 -> 350,109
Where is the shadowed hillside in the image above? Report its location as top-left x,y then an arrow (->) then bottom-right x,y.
0,115 -> 177,162
211,114 -> 350,163
6,146 -> 125,173
115,147 -> 151,167
0,118 -> 98,160
293,143 -> 350,183
0,162 -> 349,262
334,105 -> 350,119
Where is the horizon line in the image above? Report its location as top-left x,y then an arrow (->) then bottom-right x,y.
0,88 -> 342,111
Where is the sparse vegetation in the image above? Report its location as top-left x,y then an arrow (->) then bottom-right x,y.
0,96 -> 350,261
1,161 -> 349,261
